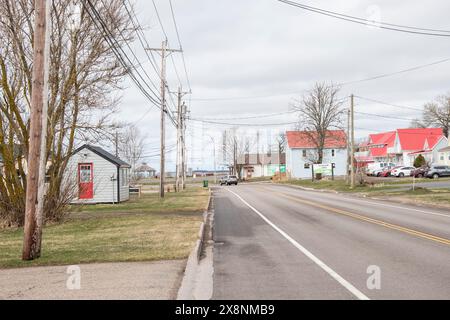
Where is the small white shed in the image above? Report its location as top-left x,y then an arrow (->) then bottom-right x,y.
68,145 -> 131,204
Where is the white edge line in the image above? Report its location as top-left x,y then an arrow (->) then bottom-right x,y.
226,188 -> 370,301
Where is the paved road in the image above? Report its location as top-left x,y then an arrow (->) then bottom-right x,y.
212,184 -> 450,300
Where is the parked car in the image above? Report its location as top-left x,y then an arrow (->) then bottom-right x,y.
426,165 -> 450,179
219,175 -> 239,186
380,166 -> 402,177
410,166 -> 429,178
391,166 -> 416,177
219,176 -> 228,185
367,162 -> 396,176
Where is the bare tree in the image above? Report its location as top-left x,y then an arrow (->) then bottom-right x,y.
411,93 -> 450,138
276,132 -> 286,175
118,126 -> 145,182
0,0 -> 134,226
222,129 -> 255,180
292,82 -> 345,164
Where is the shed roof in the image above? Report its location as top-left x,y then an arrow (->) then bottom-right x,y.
73,144 -> 131,168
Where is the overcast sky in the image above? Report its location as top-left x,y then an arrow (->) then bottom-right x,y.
115,0 -> 450,171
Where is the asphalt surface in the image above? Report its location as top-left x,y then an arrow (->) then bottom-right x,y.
212,183 -> 450,300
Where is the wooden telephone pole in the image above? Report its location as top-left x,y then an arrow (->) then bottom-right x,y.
350,94 -> 356,189
23,0 -> 51,260
147,41 -> 182,198
175,88 -> 189,192
181,102 -> 188,190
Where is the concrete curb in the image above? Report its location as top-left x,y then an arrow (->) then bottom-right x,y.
177,189 -> 213,300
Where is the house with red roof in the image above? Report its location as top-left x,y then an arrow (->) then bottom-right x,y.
366,128 -> 447,166
286,130 -> 347,179
399,128 -> 448,166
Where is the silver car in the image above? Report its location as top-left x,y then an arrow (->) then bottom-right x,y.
220,175 -> 238,186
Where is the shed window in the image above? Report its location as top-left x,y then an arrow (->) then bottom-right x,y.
121,169 -> 129,186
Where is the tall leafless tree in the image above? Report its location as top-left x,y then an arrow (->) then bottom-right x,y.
222,129 -> 255,180
292,82 -> 345,164
118,125 -> 145,182
411,93 -> 450,138
0,0 -> 134,226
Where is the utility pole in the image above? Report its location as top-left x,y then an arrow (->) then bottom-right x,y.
23,0 -> 51,260
181,102 -> 188,190
350,94 -> 355,189
174,88 -> 189,192
346,108 -> 351,185
146,41 -> 182,198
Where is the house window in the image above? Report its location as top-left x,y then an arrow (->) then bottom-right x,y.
302,150 -> 307,158
121,168 -> 129,186
441,154 -> 445,161
332,149 -> 335,157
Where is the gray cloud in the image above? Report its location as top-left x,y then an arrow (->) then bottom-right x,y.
117,0 -> 450,170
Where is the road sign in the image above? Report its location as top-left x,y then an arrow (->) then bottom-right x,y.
313,164 -> 333,176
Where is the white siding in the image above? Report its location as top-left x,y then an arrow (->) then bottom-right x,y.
286,148 -> 347,179
68,148 -> 123,204
119,167 -> 130,202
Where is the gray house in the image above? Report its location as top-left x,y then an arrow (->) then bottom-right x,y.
68,145 -> 131,204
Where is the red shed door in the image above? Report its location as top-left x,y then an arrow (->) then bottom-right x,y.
78,163 -> 94,199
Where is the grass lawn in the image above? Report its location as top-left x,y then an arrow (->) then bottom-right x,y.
73,187 -> 210,215
0,187 -> 210,269
279,179 -> 450,207
279,179 -> 400,193
369,188 -> 450,206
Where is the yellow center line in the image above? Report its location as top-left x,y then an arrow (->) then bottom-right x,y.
266,189 -> 450,246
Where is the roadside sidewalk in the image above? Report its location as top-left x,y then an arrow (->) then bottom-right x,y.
0,260 -> 185,300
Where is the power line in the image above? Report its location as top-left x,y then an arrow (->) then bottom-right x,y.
169,0 -> 192,92
354,95 -> 423,112
278,0 -> 450,37
191,57 -> 450,101
355,111 -> 415,122
151,0 -> 168,40
82,0 -> 161,109
188,118 -> 297,127
195,110 -> 298,121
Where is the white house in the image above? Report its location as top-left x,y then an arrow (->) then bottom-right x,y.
438,139 -> 450,166
286,130 -> 347,179
389,128 -> 448,166
68,145 -> 131,204
238,153 -> 286,179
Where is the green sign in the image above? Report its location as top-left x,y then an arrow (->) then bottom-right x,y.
313,164 -> 333,175
268,165 -> 286,175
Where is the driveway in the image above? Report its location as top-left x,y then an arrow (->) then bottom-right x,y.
0,260 -> 185,300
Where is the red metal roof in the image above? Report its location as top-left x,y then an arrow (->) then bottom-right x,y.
286,130 -> 347,149
397,128 -> 443,151
368,131 -> 396,158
